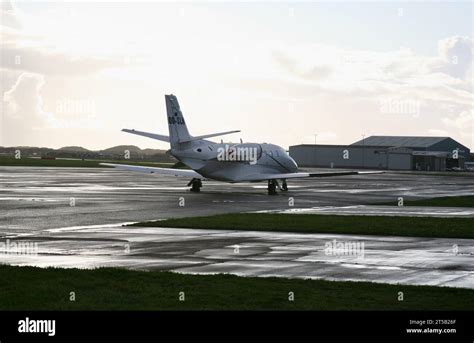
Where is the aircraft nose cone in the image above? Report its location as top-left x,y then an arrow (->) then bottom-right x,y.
291,158 -> 298,171
287,156 -> 298,172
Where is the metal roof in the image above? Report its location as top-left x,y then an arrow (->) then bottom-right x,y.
351,136 -> 449,148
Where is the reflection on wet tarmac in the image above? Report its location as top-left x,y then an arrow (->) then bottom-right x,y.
1,225 -> 473,289
1,166 -> 473,288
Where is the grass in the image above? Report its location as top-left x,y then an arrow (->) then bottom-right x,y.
130,213 -> 474,239
0,156 -> 106,167
0,265 -> 472,310
380,195 -> 474,208
0,156 -> 174,168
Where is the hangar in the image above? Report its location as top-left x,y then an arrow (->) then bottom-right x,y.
289,136 -> 471,171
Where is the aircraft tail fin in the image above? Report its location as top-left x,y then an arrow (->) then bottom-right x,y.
123,95 -> 240,149
165,94 -> 191,147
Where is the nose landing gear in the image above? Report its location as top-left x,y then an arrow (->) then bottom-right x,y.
187,178 -> 202,192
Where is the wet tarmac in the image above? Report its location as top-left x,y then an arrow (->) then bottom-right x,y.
1,225 -> 473,289
1,166 -> 473,237
1,166 -> 473,288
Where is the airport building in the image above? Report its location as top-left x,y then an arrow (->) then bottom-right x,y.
289,136 -> 471,171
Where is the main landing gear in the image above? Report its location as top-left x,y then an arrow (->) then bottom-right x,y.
267,180 -> 277,195
187,178 -> 286,195
188,178 -> 202,192
282,180 -> 288,191
267,179 -> 288,195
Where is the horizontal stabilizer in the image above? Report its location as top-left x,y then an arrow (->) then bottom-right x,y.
122,129 -> 170,143
181,130 -> 240,142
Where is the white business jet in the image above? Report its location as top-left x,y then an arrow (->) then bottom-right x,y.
102,95 -> 381,195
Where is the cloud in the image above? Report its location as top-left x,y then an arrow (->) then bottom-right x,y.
0,2 -> 128,77
228,37 -> 473,147
1,72 -> 55,145
1,71 -> 104,146
0,0 -> 21,29
1,38 -> 127,76
441,110 -> 473,145
428,129 -> 449,137
0,1 -> 128,146
442,110 -> 473,130
3,72 -> 53,126
273,50 -> 332,81
0,1 -> 471,149
432,36 -> 474,80
263,38 -> 473,112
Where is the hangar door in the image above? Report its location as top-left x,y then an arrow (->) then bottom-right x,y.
387,153 -> 412,170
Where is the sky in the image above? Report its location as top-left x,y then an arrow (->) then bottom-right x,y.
1,0 -> 473,150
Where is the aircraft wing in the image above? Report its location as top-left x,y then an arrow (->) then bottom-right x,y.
100,163 -> 203,178
239,170 -> 383,181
